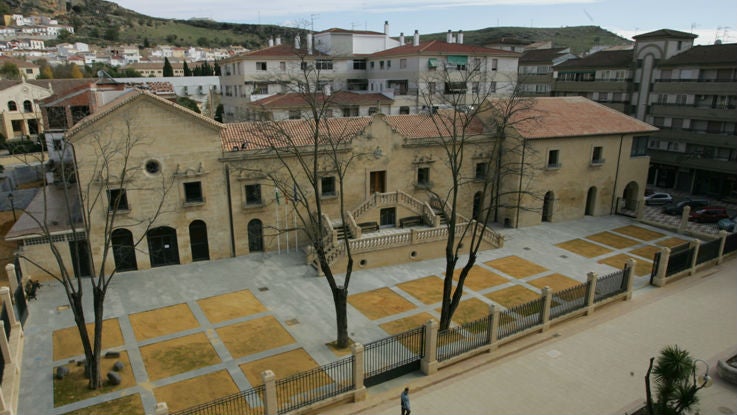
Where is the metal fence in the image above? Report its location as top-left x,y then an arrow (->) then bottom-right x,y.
666,246 -> 694,277
550,281 -> 589,319
497,297 -> 544,339
276,355 -> 354,414
437,314 -> 492,362
364,326 -> 425,387
594,268 -> 627,302
726,233 -> 737,255
171,384 -> 265,415
696,238 -> 721,265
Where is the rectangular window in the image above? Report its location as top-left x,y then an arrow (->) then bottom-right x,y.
245,184 -> 262,205
676,94 -> 687,105
346,79 -> 368,91
315,59 -> 333,70
417,167 -> 430,187
368,107 -> 378,115
428,82 -> 436,94
379,61 -> 385,70
475,162 -> 488,180
370,61 -> 375,69
107,189 -> 129,211
591,146 -> 604,164
445,82 -> 467,94
631,136 -> 649,157
321,176 -> 336,197
279,61 -> 286,71
342,106 -> 359,117
253,82 -> 268,94
288,110 -> 301,119
489,81 -> 497,93
473,58 -> 481,70
400,58 -> 407,69
399,106 -> 410,114
471,82 -> 480,94
184,182 -> 204,203
547,149 -> 560,169
53,139 -> 63,151
353,59 -> 367,70
491,58 -> 498,71
256,62 -> 267,71
387,60 -> 391,68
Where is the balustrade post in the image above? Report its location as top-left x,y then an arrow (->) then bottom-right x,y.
421,320 -> 438,375
717,230 -> 728,264
653,247 -> 670,287
585,272 -> 597,315
262,370 -> 278,415
489,304 -> 500,350
541,286 -> 552,331
625,258 -> 636,300
5,264 -> 18,294
351,343 -> 366,401
678,205 -> 691,232
689,238 -> 700,275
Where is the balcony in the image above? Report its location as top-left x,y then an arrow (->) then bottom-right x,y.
554,80 -> 631,93
650,104 -> 736,122
652,80 -> 736,95
652,128 -> 736,148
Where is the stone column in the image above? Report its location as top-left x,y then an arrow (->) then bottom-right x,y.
652,247 -> 670,287
625,258 -> 636,300
262,370 -> 277,415
541,286 -> 552,331
585,272 -> 598,315
421,319 -> 438,375
0,385 -> 9,415
489,304 -> 500,350
717,230 -> 728,265
678,206 -> 691,233
689,238 -> 700,275
351,343 -> 366,402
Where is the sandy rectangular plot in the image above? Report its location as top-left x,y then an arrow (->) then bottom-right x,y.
379,312 -> 435,335
129,303 -> 199,341
348,287 -> 416,320
239,348 -> 321,386
612,225 -> 665,241
586,231 -> 640,249
656,237 -> 690,249
197,289 -> 267,324
597,253 -> 652,276
629,245 -> 661,260
53,351 -> 134,407
435,298 -> 490,325
527,273 -> 581,291
61,393 -> 144,415
484,255 -> 548,278
53,318 -> 124,361
397,276 -> 445,305
453,266 -> 509,291
139,332 -> 220,381
485,285 -> 541,308
216,315 -> 295,359
153,370 -> 239,413
556,239 -> 613,258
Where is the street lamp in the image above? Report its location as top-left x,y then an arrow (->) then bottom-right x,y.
8,192 -> 16,222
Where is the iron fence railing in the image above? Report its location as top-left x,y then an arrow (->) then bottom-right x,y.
276,355 -> 354,414
594,269 -> 627,301
497,297 -> 544,339
697,238 -> 721,265
550,281 -> 589,319
666,247 -> 694,277
437,314 -> 492,362
171,385 -> 265,415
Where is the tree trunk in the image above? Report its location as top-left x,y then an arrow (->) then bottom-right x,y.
333,286 -> 349,348
69,292 -> 95,381
88,286 -> 106,389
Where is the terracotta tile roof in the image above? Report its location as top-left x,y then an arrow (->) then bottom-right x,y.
556,50 -> 633,69
633,29 -> 697,40
384,111 -> 485,138
659,43 -> 737,66
370,40 -> 519,58
66,89 -> 222,137
512,97 -> 658,139
249,91 -> 393,109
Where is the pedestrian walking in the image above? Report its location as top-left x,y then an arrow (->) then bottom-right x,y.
401,387 -> 410,415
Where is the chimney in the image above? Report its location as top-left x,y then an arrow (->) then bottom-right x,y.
268,37 -> 274,47
458,30 -> 464,44
384,20 -> 389,35
307,33 -> 313,55
447,30 -> 452,43
413,30 -> 419,46
399,32 -> 404,45
294,35 -> 300,49
276,36 -> 281,45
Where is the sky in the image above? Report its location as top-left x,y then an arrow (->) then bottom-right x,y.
113,0 -> 737,45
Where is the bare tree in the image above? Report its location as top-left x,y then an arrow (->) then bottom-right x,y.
233,53 -> 364,348
16,118 -> 173,388
420,66 -> 542,330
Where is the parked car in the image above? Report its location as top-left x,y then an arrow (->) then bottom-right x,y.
644,192 -> 673,205
688,206 -> 729,223
717,215 -> 737,232
662,199 -> 709,215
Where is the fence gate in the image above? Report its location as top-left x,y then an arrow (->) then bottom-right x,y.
363,326 -> 424,387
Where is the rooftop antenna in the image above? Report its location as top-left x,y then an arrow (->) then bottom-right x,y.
310,14 -> 318,32
690,22 -> 698,34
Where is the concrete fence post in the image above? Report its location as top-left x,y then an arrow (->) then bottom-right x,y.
717,230 -> 728,265
0,322 -> 10,367
585,272 -> 597,315
625,258 -> 636,300
410,229 -> 416,244
262,370 -> 278,415
689,238 -> 700,275
541,286 -> 552,331
154,402 -> 169,415
0,288 -> 18,327
5,264 -> 18,294
351,343 -> 366,402
678,205 -> 691,233
0,385 -> 8,415
653,247 -> 670,287
489,304 -> 500,350
421,319 -> 438,375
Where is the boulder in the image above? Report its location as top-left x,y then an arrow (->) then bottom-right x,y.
112,361 -> 125,371
55,366 -> 69,380
107,371 -> 121,386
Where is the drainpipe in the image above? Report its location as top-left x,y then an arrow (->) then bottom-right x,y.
611,134 -> 624,214
225,164 -> 236,257
514,138 -> 527,227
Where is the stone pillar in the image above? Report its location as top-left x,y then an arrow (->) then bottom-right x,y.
541,286 -> 552,331
489,304 -> 500,350
689,238 -> 700,275
653,247 -> 670,287
0,288 -> 17,327
585,272 -> 598,315
0,385 -> 9,415
678,206 -> 691,232
5,264 -> 18,294
262,370 -> 277,415
421,319 -> 438,375
351,343 -> 366,402
625,258 -> 636,300
154,402 -> 169,415
717,230 -> 728,265
635,199 -> 645,220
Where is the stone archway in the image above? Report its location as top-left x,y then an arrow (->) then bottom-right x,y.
112,228 -> 137,272
248,219 -> 264,252
542,191 -> 554,222
147,226 -> 180,267
585,186 -> 597,216
189,220 -> 210,262
623,181 -> 640,210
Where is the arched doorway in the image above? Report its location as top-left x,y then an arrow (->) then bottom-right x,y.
248,219 -> 264,252
585,187 -> 597,216
542,191 -> 554,222
189,220 -> 210,261
623,181 -> 639,210
147,226 -> 180,267
472,192 -> 482,220
112,228 -> 137,272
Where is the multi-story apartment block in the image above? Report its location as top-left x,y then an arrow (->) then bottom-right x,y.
517,47 -> 576,96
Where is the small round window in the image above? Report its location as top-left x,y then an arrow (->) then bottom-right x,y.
145,160 -> 161,174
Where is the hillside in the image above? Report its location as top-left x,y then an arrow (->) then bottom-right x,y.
2,0 -> 630,53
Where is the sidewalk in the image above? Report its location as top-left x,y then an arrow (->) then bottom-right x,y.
326,260 -> 737,415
